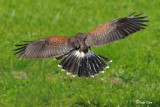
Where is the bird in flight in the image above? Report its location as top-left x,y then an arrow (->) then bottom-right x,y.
13,12 -> 149,77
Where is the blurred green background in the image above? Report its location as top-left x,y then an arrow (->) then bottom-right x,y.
0,0 -> 159,106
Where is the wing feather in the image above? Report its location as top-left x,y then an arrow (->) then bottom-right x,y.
13,36 -> 73,59
85,13 -> 149,46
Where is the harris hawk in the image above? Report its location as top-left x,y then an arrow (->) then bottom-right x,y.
13,12 -> 149,77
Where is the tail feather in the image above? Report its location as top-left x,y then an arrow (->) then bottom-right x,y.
79,57 -> 88,77
82,57 -> 89,77
98,55 -> 112,62
89,56 -> 100,74
78,58 -> 83,76
91,56 -> 103,72
59,52 -> 73,67
80,58 -> 85,76
71,57 -> 79,75
93,55 -> 105,69
88,58 -> 97,75
56,49 -> 112,77
69,56 -> 78,73
55,55 -> 65,60
67,56 -> 76,70
94,54 -> 108,68
62,55 -> 75,70
86,59 -> 93,75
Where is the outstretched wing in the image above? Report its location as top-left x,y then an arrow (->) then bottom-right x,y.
85,12 -> 149,46
13,36 -> 74,59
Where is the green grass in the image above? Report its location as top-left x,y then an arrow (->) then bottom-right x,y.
0,0 -> 160,106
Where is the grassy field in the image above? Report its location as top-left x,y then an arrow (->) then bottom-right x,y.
0,0 -> 160,106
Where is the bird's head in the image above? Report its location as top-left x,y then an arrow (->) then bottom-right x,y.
76,33 -> 87,40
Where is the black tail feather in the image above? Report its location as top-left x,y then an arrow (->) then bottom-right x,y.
94,54 -> 108,68
89,56 -> 100,74
92,56 -> 104,72
56,49 -> 112,77
87,58 -> 95,75
69,56 -> 78,74
78,58 -> 83,76
55,55 -> 65,60
98,55 -> 112,62
82,57 -> 89,77
86,59 -> 93,75
93,55 -> 105,68
62,55 -> 74,70
67,56 -> 76,71
59,52 -> 72,66
80,58 -> 85,76
71,57 -> 79,75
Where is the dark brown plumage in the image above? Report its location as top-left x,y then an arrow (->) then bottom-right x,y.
13,12 -> 149,77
